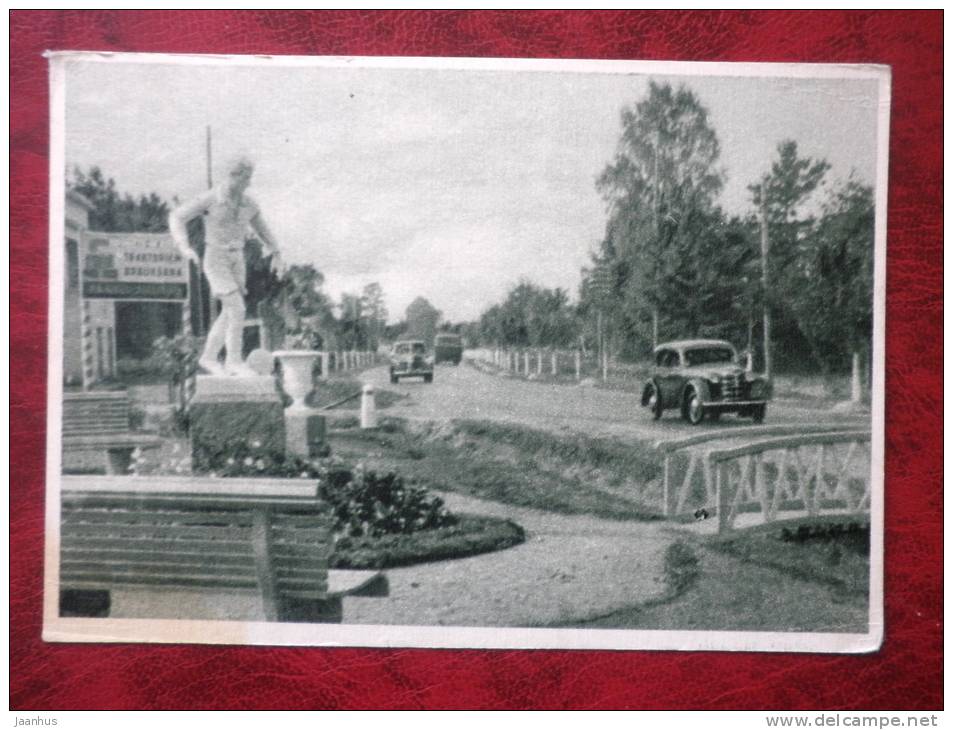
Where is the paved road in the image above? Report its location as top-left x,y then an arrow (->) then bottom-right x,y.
363,356 -> 865,444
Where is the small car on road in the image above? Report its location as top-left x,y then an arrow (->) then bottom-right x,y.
389,340 -> 434,384
641,339 -> 771,424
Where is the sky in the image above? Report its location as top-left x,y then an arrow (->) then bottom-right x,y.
63,56 -> 883,323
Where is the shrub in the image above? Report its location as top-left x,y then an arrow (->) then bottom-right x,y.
152,334 -> 202,417
191,437 -> 333,479
116,357 -> 166,382
663,541 -> 700,595
319,468 -> 457,538
128,405 -> 147,431
151,334 -> 201,385
332,515 -> 524,569
191,438 -> 455,539
779,523 -> 869,556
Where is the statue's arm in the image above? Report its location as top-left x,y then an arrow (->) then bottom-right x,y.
169,190 -> 214,264
250,208 -> 280,256
250,207 -> 285,275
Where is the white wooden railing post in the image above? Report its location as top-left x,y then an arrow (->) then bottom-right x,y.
717,460 -> 729,534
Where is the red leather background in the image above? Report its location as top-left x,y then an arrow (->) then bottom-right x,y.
10,11 -> 941,710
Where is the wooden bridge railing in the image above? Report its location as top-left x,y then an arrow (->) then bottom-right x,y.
709,430 -> 871,534
658,424 -> 862,518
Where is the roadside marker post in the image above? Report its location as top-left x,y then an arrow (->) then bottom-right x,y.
360,384 -> 377,429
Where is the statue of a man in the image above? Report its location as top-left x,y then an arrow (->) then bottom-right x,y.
170,155 -> 284,376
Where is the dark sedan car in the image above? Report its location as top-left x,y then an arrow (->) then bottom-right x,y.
389,340 -> 434,384
641,339 -> 772,424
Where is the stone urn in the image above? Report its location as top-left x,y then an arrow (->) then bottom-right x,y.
272,350 -> 320,410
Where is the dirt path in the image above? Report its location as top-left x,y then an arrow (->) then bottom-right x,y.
344,490 -> 672,627
108,490 -> 673,627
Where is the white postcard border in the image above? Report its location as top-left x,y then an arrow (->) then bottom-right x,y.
41,51 -> 889,653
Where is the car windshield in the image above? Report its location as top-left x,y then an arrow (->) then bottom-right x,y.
396,343 -> 425,355
435,335 -> 460,344
683,347 -> 735,366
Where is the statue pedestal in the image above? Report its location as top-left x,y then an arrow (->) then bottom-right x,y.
284,409 -> 327,460
190,375 -> 285,470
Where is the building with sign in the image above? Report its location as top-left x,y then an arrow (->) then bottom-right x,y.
63,190 -> 193,387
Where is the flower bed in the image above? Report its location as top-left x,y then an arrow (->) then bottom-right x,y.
132,436 -> 524,565
332,515 -> 525,569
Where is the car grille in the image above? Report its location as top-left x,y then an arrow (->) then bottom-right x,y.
721,373 -> 745,401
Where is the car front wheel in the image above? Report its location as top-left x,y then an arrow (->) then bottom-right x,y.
685,389 -> 705,426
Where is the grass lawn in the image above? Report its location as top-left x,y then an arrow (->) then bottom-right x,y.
309,377 -> 405,410
711,524 -> 870,595
329,418 -> 663,521
560,537 -> 869,633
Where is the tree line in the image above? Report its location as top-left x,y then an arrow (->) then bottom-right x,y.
470,81 -> 874,378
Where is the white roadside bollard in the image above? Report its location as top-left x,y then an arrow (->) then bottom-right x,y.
360,383 -> 377,429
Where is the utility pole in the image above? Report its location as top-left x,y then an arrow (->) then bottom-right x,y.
652,128 -> 660,349
194,125 -> 213,336
596,309 -> 603,380
206,125 -> 213,188
759,180 -> 772,378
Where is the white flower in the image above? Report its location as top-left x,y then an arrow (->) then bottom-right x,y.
255,459 -> 266,471
300,471 -> 310,478
251,439 -> 262,449
171,443 -> 181,454
243,457 -> 254,467
226,457 -> 236,466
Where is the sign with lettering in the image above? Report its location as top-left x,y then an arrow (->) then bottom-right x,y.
81,232 -> 189,300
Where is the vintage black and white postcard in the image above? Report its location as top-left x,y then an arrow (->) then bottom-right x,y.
43,52 -> 889,652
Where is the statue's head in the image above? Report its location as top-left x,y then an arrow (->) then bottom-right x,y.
224,154 -> 254,196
